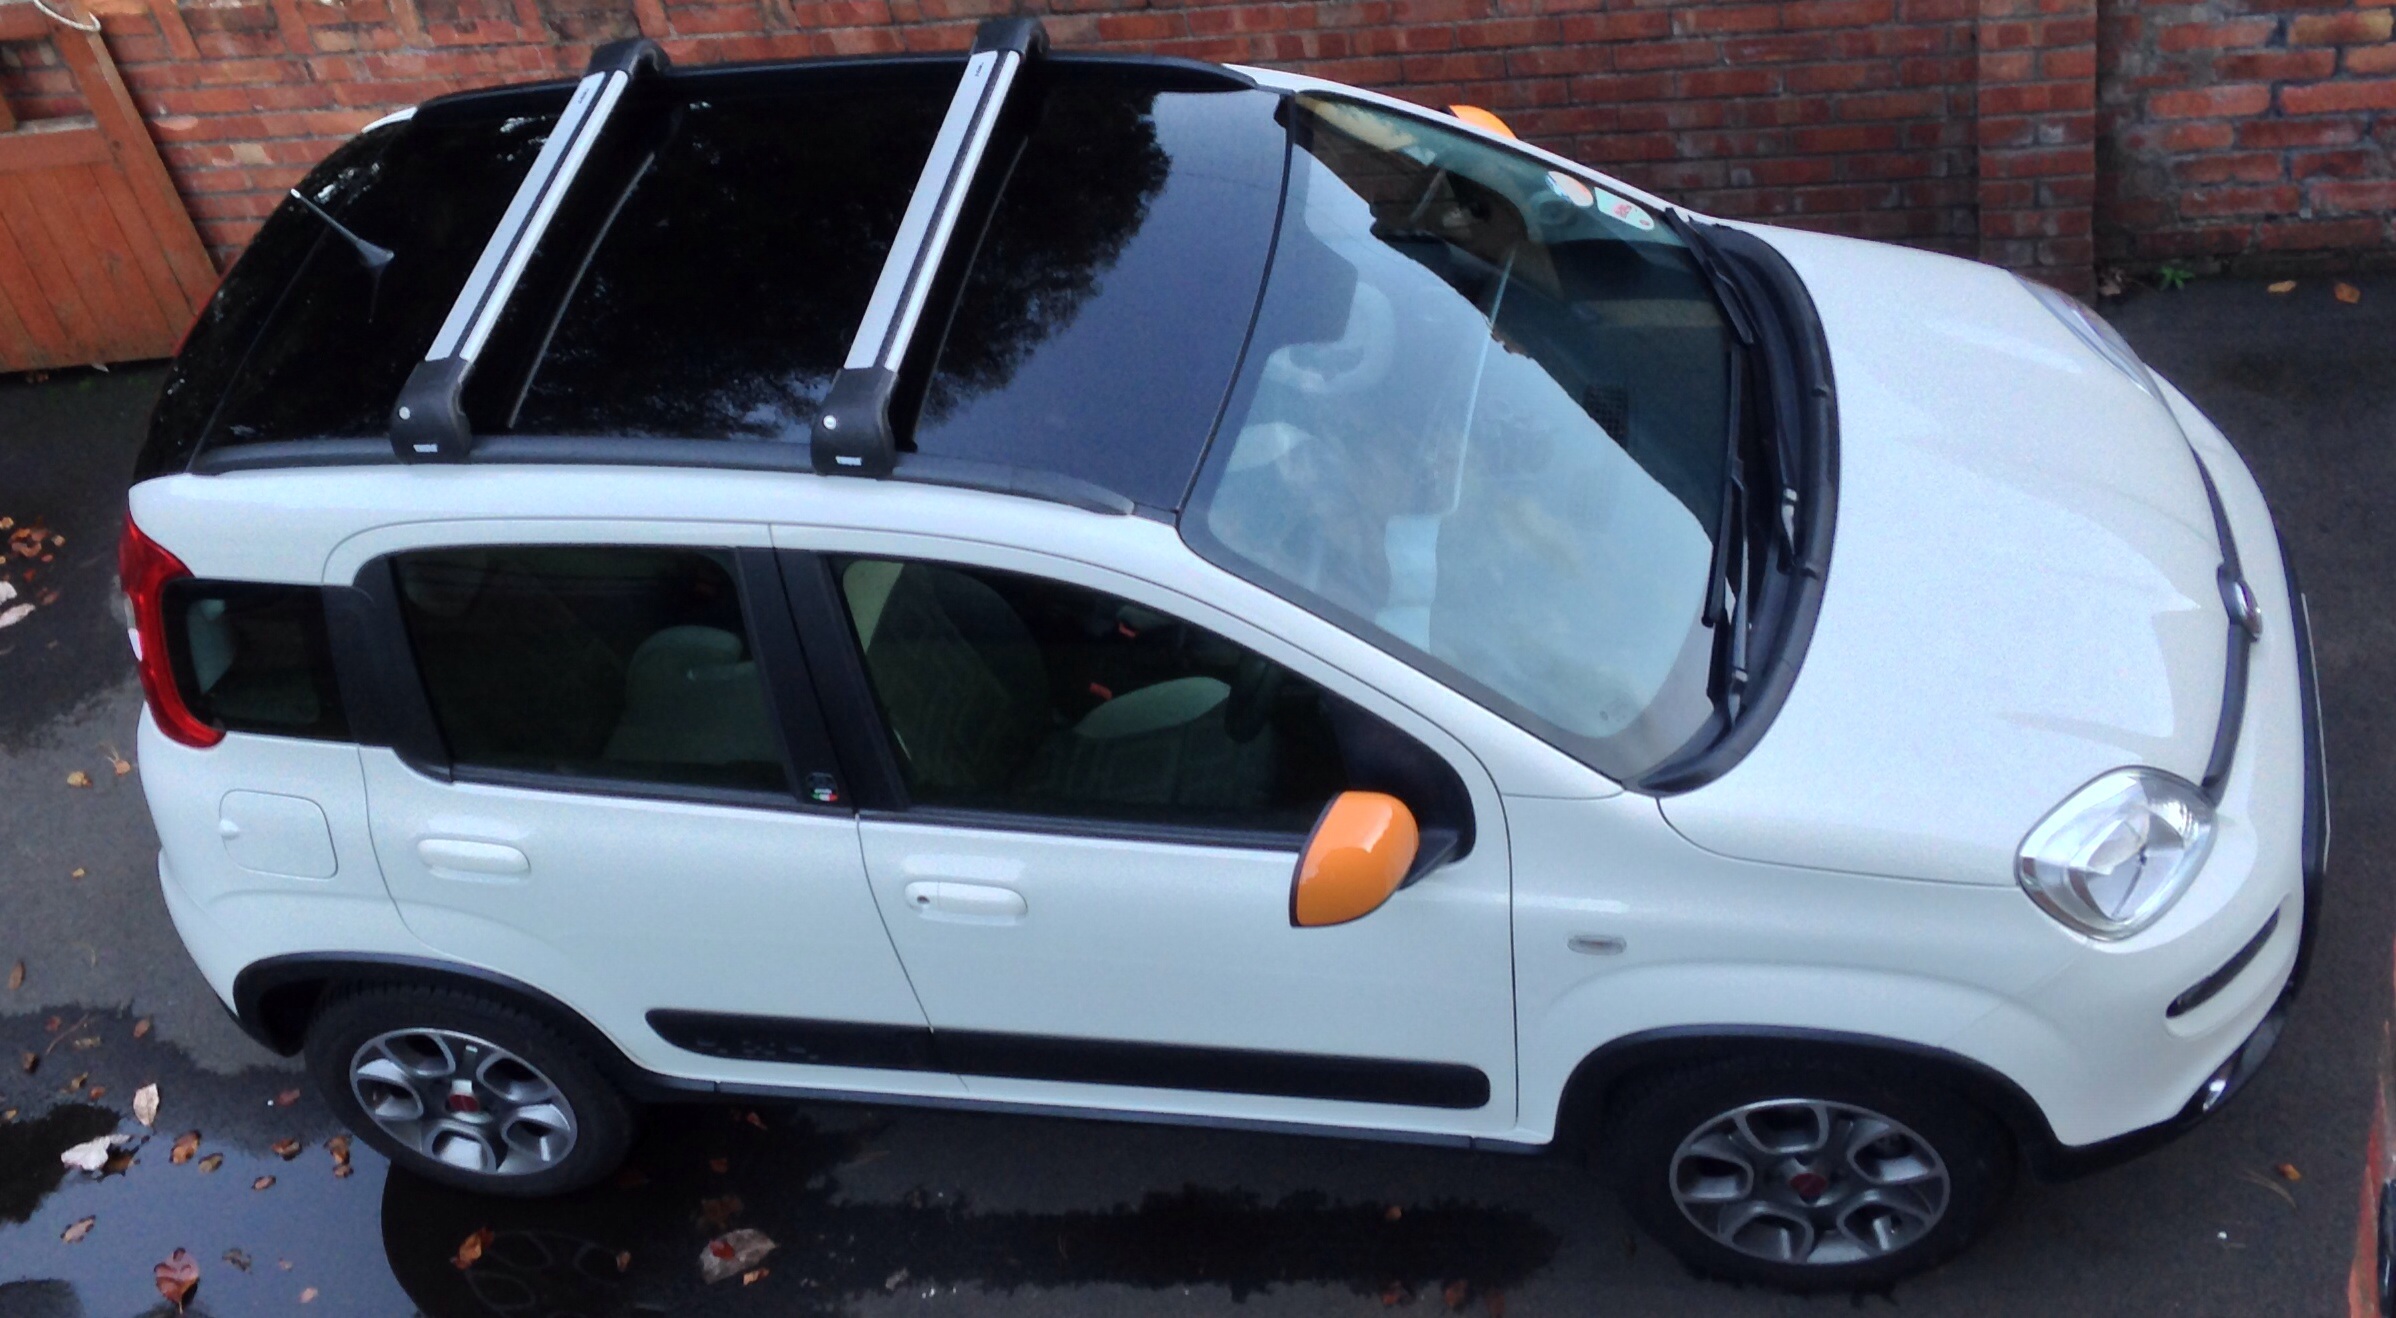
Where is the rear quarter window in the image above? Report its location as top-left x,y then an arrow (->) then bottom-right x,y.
163,581 -> 348,741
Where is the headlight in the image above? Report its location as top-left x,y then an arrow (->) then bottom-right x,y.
2017,276 -> 2159,399
2017,768 -> 2214,940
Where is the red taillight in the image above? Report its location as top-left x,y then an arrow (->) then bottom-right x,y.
119,511 -> 222,748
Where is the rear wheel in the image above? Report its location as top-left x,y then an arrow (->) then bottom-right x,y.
305,985 -> 634,1196
1602,1059 -> 2014,1291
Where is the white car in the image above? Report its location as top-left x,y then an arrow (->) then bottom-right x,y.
123,20 -> 2325,1291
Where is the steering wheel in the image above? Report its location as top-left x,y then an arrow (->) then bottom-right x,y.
1260,280 -> 1396,399
1223,653 -> 1287,744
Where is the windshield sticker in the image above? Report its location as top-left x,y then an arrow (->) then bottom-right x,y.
1592,188 -> 1655,231
1545,171 -> 1656,231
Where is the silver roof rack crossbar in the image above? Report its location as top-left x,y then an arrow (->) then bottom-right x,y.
390,38 -> 668,463
811,16 -> 1047,478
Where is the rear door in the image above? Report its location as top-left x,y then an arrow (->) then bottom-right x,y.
329,522 -> 956,1097
779,533 -> 1518,1138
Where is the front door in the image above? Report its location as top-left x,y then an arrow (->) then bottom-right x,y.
792,544 -> 1517,1136
343,532 -> 956,1098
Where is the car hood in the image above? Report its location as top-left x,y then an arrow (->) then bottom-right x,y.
1658,225 -> 2230,887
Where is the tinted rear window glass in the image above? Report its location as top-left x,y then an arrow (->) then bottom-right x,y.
163,580 -> 348,741
908,75 -> 1287,508
489,67 -> 954,440
138,97 -> 567,476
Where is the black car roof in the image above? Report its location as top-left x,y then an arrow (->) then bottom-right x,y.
139,30 -> 1292,516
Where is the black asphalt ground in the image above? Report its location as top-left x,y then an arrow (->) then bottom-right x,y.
0,274 -> 2389,1317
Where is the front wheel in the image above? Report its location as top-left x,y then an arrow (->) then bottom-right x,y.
305,985 -> 635,1196
1602,1059 -> 2015,1291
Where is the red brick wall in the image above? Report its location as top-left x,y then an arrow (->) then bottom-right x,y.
2101,0 -> 2396,270
0,0 -> 2380,297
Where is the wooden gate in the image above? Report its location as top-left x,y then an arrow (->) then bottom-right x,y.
0,4 -> 216,371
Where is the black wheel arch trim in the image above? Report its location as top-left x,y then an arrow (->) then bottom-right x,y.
229,952 -> 710,1103
1554,1024 -> 2197,1183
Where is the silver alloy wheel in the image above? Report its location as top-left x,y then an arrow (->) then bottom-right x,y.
348,1028 -> 577,1177
1668,1098 -> 1950,1266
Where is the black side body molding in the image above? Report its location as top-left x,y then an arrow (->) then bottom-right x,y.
647,1009 -> 1492,1110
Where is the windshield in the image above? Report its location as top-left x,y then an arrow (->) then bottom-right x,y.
1181,96 -> 1735,780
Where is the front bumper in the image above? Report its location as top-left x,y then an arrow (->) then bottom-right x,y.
2032,552 -> 2326,1180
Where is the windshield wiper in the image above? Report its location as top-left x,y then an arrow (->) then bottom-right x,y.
1668,206 -> 1801,558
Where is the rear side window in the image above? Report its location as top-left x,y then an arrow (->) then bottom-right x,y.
390,546 -> 782,794
138,97 -> 569,478
163,581 -> 348,741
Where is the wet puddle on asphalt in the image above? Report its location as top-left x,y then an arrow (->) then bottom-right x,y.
0,1009 -> 1558,1315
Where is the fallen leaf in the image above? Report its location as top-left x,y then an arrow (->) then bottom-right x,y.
154,1249 -> 200,1313
223,1248 -> 252,1271
743,1110 -> 767,1130
880,1266 -> 909,1294
742,1268 -> 769,1285
333,1163 -> 353,1178
71,1037 -> 99,1051
110,756 -> 131,777
42,1015 -> 59,1032
59,1133 -> 132,1172
1443,1280 -> 1470,1310
0,604 -> 31,629
1384,1204 -> 1404,1222
271,1137 -> 301,1160
2,1109 -> 16,1121
299,1287 -> 318,1303
701,1230 -> 778,1284
170,1131 -> 200,1164
6,961 -> 20,990
279,1259 -> 294,1271
87,1085 -> 106,1101
707,1156 -> 729,1174
272,1088 -> 303,1108
1485,1291 -> 1506,1317
64,771 -> 90,788
130,1015 -> 146,1036
61,1216 -> 95,1243
326,1133 -> 350,1161
698,1194 -> 744,1230
2268,280 -> 2296,294
1381,1280 -> 1414,1307
134,1083 -> 160,1127
615,1251 -> 631,1273
2337,282 -> 2362,304
17,1051 -> 33,1074
453,1227 -> 494,1270
198,1153 -> 223,1173
2277,1162 -> 2303,1181
252,1175 -> 275,1190
64,1072 -> 86,1092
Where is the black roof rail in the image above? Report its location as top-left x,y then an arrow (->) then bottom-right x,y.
389,38 -> 668,463
811,16 -> 1047,479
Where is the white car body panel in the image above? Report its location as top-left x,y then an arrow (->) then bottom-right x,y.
1658,227 -> 2229,887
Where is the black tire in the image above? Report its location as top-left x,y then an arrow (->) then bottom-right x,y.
305,984 -> 635,1197
1600,1058 -> 2014,1292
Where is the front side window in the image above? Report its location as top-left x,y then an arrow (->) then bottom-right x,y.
833,557 -> 1462,838
1183,97 -> 1732,781
391,546 -> 781,793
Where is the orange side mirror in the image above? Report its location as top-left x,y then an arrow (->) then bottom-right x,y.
1290,791 -> 1420,928
1448,105 -> 1517,139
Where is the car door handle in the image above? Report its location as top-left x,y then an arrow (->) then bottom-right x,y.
417,838 -> 530,876
902,881 -> 1026,924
